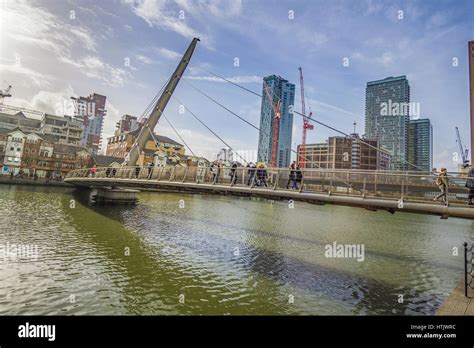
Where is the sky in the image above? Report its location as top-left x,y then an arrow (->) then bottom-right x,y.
0,0 -> 473,170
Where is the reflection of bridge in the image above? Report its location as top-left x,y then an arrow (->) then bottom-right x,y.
65,167 -> 474,220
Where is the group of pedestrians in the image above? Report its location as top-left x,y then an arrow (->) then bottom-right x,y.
86,161 -> 474,207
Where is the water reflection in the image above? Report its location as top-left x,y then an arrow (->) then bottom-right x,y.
0,185 -> 471,315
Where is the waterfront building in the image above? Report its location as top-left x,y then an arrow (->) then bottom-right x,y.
106,129 -> 185,163
40,114 -> 83,145
71,93 -> 107,154
257,75 -> 295,168
298,135 -> 391,170
91,154 -> 123,168
0,104 -> 83,145
365,76 -> 411,170
114,114 -> 146,135
408,119 -> 433,171
0,127 -> 91,178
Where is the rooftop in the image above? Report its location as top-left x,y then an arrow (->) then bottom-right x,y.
367,75 -> 408,86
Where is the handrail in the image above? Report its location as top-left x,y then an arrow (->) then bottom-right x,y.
464,242 -> 473,297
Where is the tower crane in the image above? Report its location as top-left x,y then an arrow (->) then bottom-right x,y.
298,67 -> 313,168
263,79 -> 282,167
0,83 -> 12,104
455,126 -> 469,168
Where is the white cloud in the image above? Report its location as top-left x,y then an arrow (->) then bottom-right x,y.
69,27 -> 97,51
59,55 -> 131,87
155,47 -> 181,60
0,60 -> 54,88
8,85 -> 77,116
1,1 -> 97,58
307,98 -> 358,117
136,54 -> 154,64
122,0 -> 217,49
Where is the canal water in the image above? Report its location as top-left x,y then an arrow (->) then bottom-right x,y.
0,185 -> 471,315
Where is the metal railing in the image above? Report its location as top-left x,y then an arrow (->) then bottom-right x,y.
65,166 -> 474,205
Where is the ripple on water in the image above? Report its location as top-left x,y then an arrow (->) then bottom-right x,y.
0,187 -> 471,315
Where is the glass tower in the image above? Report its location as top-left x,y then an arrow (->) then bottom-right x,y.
257,75 -> 295,167
365,76 -> 410,170
408,119 -> 433,172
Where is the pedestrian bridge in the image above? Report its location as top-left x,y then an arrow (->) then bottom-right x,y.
64,166 -> 474,220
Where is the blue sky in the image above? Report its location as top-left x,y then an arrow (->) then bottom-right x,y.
0,0 -> 473,170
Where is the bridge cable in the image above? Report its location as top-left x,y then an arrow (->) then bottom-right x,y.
108,77 -> 171,159
162,113 -> 196,157
182,78 -> 319,168
170,93 -> 249,165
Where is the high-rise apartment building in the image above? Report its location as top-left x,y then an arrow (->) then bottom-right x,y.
257,75 -> 295,168
71,93 -> 107,154
365,76 -> 411,170
408,119 -> 433,171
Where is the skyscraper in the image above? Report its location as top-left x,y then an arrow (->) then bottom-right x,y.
365,76 -> 410,170
257,75 -> 295,167
408,119 -> 433,172
469,41 -> 474,166
71,93 -> 107,154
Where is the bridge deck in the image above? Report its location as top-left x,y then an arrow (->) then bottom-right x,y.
64,177 -> 474,220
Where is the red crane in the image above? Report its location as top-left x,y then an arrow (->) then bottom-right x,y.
298,67 -> 313,168
263,79 -> 282,167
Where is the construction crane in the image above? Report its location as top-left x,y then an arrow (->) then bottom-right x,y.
298,67 -> 313,168
455,126 -> 469,168
0,83 -> 12,104
263,79 -> 282,167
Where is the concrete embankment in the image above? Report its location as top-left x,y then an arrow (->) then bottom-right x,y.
0,176 -> 73,188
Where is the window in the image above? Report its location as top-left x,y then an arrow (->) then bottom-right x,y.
10,147 -> 14,151
17,148 -> 21,152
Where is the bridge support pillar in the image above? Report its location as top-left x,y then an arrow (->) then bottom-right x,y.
93,188 -> 139,205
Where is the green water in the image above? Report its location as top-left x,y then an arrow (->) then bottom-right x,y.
0,184 -> 471,315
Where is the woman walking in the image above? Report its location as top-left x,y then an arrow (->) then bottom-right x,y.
433,168 -> 448,203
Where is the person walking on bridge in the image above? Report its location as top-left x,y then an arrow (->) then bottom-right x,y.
134,165 -> 141,179
433,168 -> 448,203
230,162 -> 238,185
210,162 -> 218,183
286,161 -> 297,189
257,163 -> 268,187
147,162 -> 154,180
295,165 -> 303,190
91,165 -> 97,178
466,166 -> 474,205
247,162 -> 256,186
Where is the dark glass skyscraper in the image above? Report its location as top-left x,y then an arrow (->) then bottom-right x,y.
257,75 -> 295,167
365,76 -> 410,170
408,119 -> 433,172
